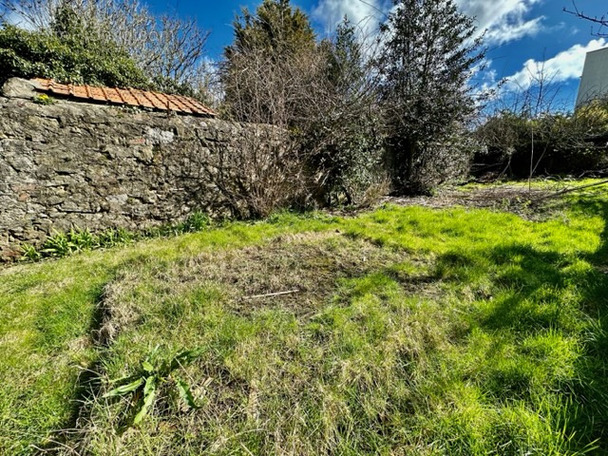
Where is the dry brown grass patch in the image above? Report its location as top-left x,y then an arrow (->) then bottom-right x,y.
160,231 -> 407,316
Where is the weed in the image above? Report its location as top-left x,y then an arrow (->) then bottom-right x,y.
104,347 -> 202,426
26,227 -> 132,259
180,211 -> 210,232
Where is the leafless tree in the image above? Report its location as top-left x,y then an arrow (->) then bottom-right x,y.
201,124 -> 304,219
205,48 -> 322,218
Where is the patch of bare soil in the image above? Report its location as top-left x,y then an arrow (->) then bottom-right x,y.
97,233 -> 437,340
386,185 -> 549,209
166,231 -> 411,316
322,183 -> 568,221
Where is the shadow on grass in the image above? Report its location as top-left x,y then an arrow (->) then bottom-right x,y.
432,198 -> 608,453
573,198 -> 608,453
30,282 -> 108,453
36,256 -> 152,452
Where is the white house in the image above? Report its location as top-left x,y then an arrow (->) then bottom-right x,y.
576,46 -> 608,108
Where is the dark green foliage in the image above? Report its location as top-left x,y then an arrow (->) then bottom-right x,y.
219,1 -> 331,214
0,1 -> 210,95
474,102 -> 608,178
305,18 -> 386,205
222,0 -> 317,125
323,18 -> 363,96
377,0 -> 485,194
0,22 -> 149,88
305,117 -> 385,206
178,211 -> 211,233
222,7 -> 386,208
226,0 -> 315,58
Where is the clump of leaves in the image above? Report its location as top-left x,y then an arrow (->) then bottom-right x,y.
24,226 -> 134,259
20,243 -> 41,261
145,211 -> 210,237
20,211 -> 210,262
40,230 -> 78,257
180,211 -> 211,232
103,348 -> 202,426
0,23 -> 150,88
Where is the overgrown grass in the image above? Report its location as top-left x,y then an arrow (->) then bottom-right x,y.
1,183 -> 607,455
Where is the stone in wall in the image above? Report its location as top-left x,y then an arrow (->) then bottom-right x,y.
0,78 -> 263,261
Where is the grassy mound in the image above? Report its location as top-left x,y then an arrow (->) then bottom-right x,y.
1,183 -> 607,455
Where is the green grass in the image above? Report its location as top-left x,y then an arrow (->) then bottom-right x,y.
1,183 -> 607,455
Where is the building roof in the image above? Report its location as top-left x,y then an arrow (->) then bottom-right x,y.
31,78 -> 216,117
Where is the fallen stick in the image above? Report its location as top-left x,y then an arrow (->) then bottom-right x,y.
243,289 -> 300,300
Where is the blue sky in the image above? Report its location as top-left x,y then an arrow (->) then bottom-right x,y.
142,0 -> 608,110
5,0 -> 607,109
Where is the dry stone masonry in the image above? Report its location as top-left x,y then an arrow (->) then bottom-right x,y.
0,78 -> 256,260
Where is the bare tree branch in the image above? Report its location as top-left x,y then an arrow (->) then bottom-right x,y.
564,1 -> 608,37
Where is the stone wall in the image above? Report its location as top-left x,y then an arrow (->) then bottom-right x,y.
0,78 -> 252,260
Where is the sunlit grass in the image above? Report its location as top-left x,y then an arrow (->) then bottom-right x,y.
1,183 -> 607,455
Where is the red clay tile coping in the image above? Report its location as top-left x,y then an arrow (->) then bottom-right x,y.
30,78 -> 216,117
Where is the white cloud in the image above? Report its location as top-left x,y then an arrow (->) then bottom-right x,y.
312,0 -> 385,38
504,39 -> 607,91
455,0 -> 545,44
313,0 -> 545,45
484,16 -> 544,44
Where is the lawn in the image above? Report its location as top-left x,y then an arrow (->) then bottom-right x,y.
1,182 -> 607,455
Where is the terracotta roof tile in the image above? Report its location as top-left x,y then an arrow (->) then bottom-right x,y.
72,85 -> 88,98
118,90 -> 138,105
30,78 -> 216,117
